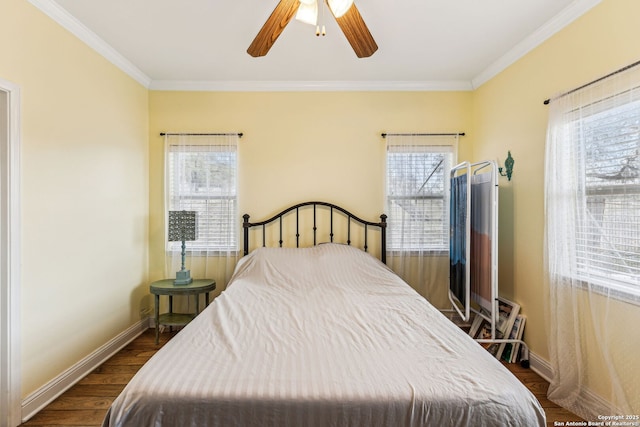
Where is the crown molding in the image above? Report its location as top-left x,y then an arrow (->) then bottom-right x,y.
28,0 -> 152,88
148,79 -> 474,92
30,0 -> 599,93
471,0 -> 601,89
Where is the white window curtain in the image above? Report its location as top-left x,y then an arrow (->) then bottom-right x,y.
385,134 -> 458,307
544,64 -> 640,419
164,134 -> 240,291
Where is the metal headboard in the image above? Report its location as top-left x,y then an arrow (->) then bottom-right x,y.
242,201 -> 387,263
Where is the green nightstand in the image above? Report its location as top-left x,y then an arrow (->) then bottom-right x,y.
150,278 -> 216,344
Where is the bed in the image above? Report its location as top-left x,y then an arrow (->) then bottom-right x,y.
102,202 -> 545,427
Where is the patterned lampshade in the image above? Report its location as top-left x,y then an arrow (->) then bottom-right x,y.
168,211 -> 197,242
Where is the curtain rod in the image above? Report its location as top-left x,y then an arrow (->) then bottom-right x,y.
381,132 -> 465,138
160,132 -> 243,137
543,59 -> 640,105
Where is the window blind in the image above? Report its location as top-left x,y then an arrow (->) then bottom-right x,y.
386,144 -> 455,251
574,98 -> 640,292
168,144 -> 238,251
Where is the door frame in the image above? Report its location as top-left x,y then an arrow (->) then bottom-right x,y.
0,77 -> 22,427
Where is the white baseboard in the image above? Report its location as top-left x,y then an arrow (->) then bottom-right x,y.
527,350 -> 616,419
528,350 -> 553,383
21,317 -> 150,422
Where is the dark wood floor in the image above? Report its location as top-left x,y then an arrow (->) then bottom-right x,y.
20,329 -> 583,427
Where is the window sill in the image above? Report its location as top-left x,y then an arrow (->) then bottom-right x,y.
387,249 -> 449,256
570,273 -> 640,307
166,249 -> 241,257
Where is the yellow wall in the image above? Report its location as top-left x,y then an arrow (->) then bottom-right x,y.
148,91 -> 473,290
0,0 -> 149,397
472,0 -> 640,400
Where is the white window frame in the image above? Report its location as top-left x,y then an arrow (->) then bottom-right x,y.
385,138 -> 457,253
166,141 -> 238,253
570,99 -> 640,300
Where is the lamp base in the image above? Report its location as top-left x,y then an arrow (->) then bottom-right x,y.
174,270 -> 193,286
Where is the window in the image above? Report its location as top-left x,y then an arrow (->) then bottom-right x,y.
167,141 -> 238,252
386,140 -> 455,252
573,99 -> 640,295
547,78 -> 640,300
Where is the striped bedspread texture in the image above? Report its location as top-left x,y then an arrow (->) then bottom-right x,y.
103,243 -> 545,427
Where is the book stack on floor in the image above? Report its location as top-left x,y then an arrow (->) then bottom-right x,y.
501,313 -> 526,363
469,297 -> 527,363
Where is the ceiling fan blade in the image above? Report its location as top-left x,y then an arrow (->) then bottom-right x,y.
247,0 -> 301,57
333,3 -> 378,58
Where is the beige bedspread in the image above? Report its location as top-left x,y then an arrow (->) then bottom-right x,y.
103,243 -> 545,426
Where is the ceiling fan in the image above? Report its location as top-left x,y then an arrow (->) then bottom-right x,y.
247,0 -> 378,58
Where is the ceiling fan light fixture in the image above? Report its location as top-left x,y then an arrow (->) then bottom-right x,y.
295,0 -> 318,25
247,0 -> 376,58
327,0 -> 354,18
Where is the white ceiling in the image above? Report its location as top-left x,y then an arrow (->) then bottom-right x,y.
32,0 -> 600,91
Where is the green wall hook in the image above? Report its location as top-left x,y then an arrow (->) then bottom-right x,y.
498,151 -> 514,181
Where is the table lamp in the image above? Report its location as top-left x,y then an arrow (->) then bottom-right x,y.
168,210 -> 197,285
